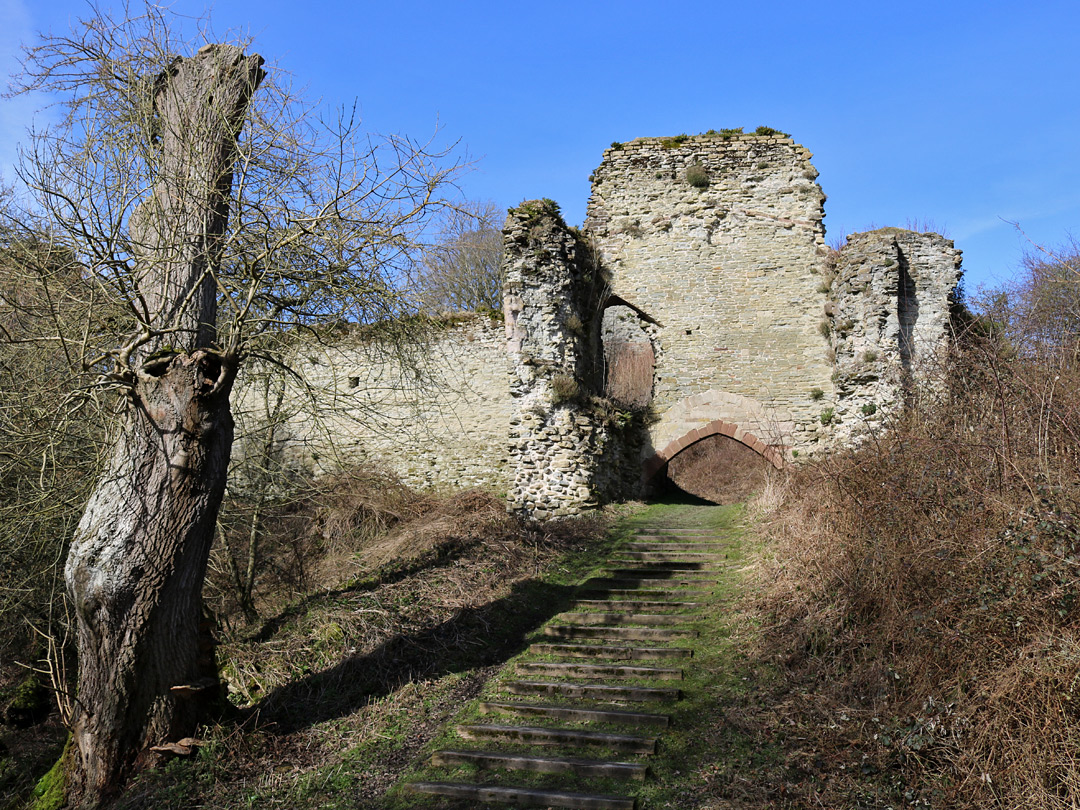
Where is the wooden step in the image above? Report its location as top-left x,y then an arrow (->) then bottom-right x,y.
607,559 -> 715,570
600,568 -> 718,579
529,642 -> 693,661
457,724 -> 657,753
630,529 -> 725,535
505,680 -> 681,702
515,661 -> 683,680
544,625 -> 696,641
555,611 -> 687,626
628,535 -> 728,541
478,700 -> 670,728
578,588 -> 712,600
616,552 -> 730,562
584,577 -> 711,589
430,749 -> 649,780
624,542 -> 729,552
572,599 -> 703,611
407,781 -> 636,809
635,532 -> 725,538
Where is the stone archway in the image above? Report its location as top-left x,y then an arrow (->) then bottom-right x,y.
642,419 -> 784,483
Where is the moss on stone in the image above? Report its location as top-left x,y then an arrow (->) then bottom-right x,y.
753,125 -> 791,138
660,134 -> 690,149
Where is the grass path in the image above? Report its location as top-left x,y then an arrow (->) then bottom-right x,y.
384,502 -> 778,809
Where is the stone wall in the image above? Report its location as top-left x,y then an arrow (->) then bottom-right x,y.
825,228 -> 963,442
502,200 -> 644,517
586,133 -> 835,457
232,130 -> 966,519
231,314 -> 510,492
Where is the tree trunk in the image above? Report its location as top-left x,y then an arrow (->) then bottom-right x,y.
65,353 -> 234,802
63,44 -> 262,807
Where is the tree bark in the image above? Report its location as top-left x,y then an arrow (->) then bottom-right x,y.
64,44 -> 262,807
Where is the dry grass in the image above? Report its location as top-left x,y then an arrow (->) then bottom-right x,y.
751,319 -> 1080,808
207,464 -> 443,628
108,478 -> 614,810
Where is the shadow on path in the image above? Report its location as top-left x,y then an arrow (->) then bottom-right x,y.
650,476 -> 721,506
251,577 -> 577,734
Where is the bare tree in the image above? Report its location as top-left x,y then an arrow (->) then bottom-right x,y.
9,4 -> 461,805
0,232 -> 109,699
413,199 -> 504,313
977,238 -> 1080,364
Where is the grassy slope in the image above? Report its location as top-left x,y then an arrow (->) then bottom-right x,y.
382,502 -> 794,810
104,499 -> 629,810
99,499 -> 809,810
7,492 -> 915,810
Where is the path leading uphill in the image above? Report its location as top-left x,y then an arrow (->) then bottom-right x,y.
398,504 -> 750,809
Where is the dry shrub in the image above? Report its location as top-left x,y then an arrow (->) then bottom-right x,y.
320,486 -> 507,575
755,315 -> 1080,808
666,434 -> 770,504
605,339 -> 654,409
208,464 -> 441,627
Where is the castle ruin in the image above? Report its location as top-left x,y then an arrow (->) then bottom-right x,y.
241,131 -> 963,519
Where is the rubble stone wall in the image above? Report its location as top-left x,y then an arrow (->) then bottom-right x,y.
236,131 -> 965,520
502,200 -> 642,517
825,228 -> 963,443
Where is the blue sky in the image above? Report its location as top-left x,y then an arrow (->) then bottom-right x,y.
2,0 -> 1078,295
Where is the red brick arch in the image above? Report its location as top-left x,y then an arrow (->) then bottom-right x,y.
642,419 -> 785,481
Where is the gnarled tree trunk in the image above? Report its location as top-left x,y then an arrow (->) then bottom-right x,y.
64,44 -> 263,807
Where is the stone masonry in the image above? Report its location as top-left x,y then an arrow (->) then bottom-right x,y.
586,133 -> 832,459
502,200 -> 636,518
825,228 -> 963,443
504,131 -> 963,515
232,314 -> 510,492
236,130 -> 964,520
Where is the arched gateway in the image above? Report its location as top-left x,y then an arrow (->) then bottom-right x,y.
642,419 -> 784,483
238,132 -> 962,517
